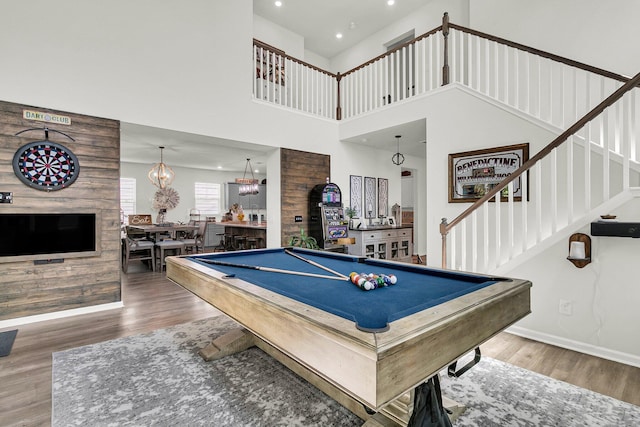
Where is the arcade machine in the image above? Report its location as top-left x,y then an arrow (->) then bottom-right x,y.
309,179 -> 349,251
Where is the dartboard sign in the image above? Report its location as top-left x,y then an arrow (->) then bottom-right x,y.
12,141 -> 80,191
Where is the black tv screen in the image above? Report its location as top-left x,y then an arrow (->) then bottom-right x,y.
0,213 -> 96,258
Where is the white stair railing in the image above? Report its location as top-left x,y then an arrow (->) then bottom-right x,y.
441,73 -> 640,273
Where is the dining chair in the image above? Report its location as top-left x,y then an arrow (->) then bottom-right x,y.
122,236 -> 156,273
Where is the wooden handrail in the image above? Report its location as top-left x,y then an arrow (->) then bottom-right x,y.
253,39 -> 337,78
448,23 -> 633,84
440,70 -> 640,267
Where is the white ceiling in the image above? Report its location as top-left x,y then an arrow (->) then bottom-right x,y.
253,0 -> 432,59
121,1 -> 430,172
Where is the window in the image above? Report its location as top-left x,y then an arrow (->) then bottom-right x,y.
120,178 -> 136,223
195,182 -> 221,216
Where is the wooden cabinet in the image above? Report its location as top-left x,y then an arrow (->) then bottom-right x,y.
348,227 -> 412,263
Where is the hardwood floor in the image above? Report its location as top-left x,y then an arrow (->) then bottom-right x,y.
1,263 -> 638,426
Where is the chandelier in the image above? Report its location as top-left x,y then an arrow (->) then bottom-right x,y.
391,135 -> 405,165
238,158 -> 260,196
148,146 -> 175,189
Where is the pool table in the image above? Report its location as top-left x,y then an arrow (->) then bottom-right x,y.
166,248 -> 531,425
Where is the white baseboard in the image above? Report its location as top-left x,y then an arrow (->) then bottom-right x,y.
506,325 -> 640,369
0,302 -> 124,329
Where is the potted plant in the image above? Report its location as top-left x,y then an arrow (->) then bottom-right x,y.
344,206 -> 357,229
288,228 -> 319,249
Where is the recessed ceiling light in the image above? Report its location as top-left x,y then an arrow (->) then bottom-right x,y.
275,1 -> 282,7
387,0 -> 395,5
217,166 -> 222,169
336,33 -> 343,39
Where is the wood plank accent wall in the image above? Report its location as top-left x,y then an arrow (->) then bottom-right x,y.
280,149 -> 330,246
0,100 -> 121,320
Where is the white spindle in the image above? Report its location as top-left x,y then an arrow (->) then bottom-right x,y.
494,194 -> 501,268
471,210 -> 478,272
475,36 -> 481,91
450,228 -> 456,270
521,171 -> 529,254
602,113 -> 610,200
494,41 -> 499,98
401,46 -> 407,100
631,90 -> 638,163
550,149 -> 558,233
503,44 -> 509,104
536,56 -> 542,118
584,113 -> 592,211
567,136 -> 574,223
622,94 -> 630,190
484,38 -> 490,95
524,54 -> 530,114
535,162 -> 543,243
514,49 -> 519,108
460,218 -> 467,270
507,181 -> 514,260
482,203 -> 489,271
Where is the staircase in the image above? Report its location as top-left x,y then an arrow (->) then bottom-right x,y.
439,21 -> 640,273
253,14 -> 640,274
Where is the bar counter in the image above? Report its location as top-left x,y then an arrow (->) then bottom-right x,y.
220,221 -> 267,249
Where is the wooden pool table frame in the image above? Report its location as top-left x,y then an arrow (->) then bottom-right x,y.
167,251 -> 531,426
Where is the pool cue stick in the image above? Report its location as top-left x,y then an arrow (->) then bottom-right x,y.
200,259 -> 350,282
284,249 -> 349,279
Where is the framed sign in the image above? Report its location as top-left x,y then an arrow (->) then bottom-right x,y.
448,143 -> 529,203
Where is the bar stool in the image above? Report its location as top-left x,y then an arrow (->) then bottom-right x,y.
224,233 -> 235,251
246,237 -> 258,249
155,240 -> 186,272
234,235 -> 247,251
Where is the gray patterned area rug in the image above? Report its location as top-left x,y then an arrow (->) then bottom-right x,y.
52,317 -> 640,426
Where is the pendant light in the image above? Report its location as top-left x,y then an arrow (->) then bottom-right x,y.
392,135 -> 405,165
239,158 -> 260,196
148,146 -> 175,189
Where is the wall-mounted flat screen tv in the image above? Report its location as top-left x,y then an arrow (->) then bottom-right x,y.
0,213 -> 97,259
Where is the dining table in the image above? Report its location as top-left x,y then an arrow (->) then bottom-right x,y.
128,223 -> 198,242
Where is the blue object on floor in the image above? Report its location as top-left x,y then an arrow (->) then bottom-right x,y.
0,329 -> 18,357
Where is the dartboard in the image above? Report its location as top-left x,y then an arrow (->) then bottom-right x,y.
12,141 -> 80,191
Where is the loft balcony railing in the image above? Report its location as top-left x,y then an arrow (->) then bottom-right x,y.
253,14 -> 640,273
253,13 -> 634,125
253,39 -> 338,119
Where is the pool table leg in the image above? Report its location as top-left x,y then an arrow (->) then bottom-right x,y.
197,327 -> 465,427
198,327 -> 256,361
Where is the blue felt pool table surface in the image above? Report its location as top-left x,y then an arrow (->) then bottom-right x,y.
187,248 -> 505,332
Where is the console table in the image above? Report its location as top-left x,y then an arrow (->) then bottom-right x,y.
347,226 -> 413,263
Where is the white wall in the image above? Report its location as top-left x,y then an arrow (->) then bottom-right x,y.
330,0 -> 469,73
121,162 -> 266,224
470,0 -> 640,77
506,197 -> 640,365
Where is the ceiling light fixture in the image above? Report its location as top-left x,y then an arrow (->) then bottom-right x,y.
238,158 -> 260,196
336,33 -> 343,39
274,1 -> 282,7
148,146 -> 175,189
392,135 -> 405,165
387,0 -> 395,6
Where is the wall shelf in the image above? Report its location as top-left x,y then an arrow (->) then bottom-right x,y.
591,222 -> 640,238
